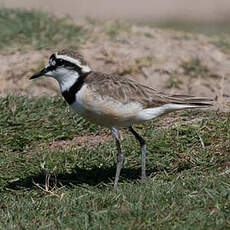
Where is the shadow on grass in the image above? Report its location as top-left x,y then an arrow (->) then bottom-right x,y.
5,166 -> 159,190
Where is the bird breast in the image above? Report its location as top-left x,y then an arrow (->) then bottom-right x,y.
70,84 -> 143,127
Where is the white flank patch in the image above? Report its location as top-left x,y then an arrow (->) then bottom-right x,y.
136,103 -> 198,121
55,53 -> 91,73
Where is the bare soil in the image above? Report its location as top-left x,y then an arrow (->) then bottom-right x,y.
1,24 -> 229,111
38,131 -> 111,151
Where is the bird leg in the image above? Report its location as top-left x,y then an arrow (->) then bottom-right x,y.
129,126 -> 146,184
111,127 -> 124,190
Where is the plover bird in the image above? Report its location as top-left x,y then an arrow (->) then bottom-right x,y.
30,50 -> 213,189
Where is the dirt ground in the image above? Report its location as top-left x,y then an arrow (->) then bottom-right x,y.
1,23 -> 230,112
1,25 -> 230,112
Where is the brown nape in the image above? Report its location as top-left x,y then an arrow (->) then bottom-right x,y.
57,49 -> 88,65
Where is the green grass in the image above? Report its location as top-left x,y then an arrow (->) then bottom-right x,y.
104,20 -> 131,39
138,19 -> 230,50
181,57 -> 210,78
144,19 -> 230,36
165,73 -> 183,89
0,8 -> 86,50
0,96 -> 229,229
214,35 -> 230,51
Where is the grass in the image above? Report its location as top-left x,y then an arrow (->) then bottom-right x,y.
165,73 -> 183,89
0,7 -> 229,228
138,19 -> 230,50
0,8 -> 86,50
0,95 -> 229,229
181,57 -> 210,79
214,35 -> 230,51
144,19 -> 230,36
104,20 -> 132,40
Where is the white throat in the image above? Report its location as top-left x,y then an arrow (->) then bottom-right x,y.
52,68 -> 79,92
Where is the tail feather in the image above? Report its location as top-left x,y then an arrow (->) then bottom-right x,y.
168,95 -> 214,107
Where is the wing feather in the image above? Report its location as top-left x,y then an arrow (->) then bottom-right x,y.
85,72 -> 213,108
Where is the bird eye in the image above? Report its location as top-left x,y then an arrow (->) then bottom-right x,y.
56,59 -> 64,66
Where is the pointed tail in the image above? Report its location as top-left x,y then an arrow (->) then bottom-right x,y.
168,95 -> 214,107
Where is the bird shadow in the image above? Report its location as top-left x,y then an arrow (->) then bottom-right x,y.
5,165 -> 159,191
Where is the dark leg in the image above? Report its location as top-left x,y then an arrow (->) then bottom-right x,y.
111,127 -> 124,190
129,126 -> 146,184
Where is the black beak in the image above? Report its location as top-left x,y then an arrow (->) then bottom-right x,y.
30,68 -> 47,80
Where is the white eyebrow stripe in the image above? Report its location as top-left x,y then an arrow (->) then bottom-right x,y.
55,53 -> 91,73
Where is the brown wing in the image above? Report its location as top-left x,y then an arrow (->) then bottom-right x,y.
85,72 -> 213,108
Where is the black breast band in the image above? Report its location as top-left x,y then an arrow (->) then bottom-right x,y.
62,72 -> 90,105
